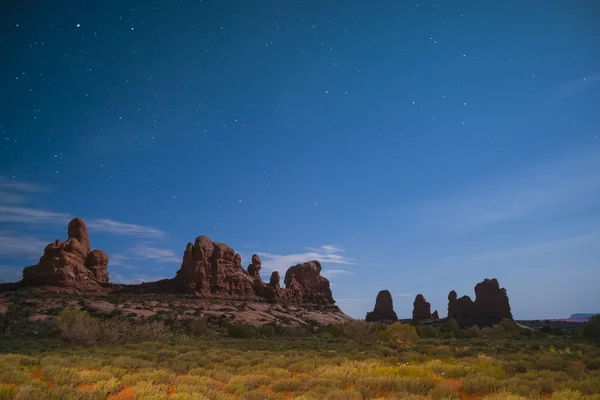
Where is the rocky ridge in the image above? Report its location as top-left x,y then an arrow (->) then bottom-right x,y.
18,218 -> 337,309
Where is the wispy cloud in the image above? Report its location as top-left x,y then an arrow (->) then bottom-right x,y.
0,206 -> 71,225
0,205 -> 166,239
394,145 -> 600,236
0,176 -> 166,239
444,232 -> 600,266
0,176 -> 47,194
321,269 -> 356,278
87,220 -> 165,239
109,255 -> 141,270
130,244 -> 180,263
0,234 -> 47,258
258,244 -> 354,274
542,72 -> 600,106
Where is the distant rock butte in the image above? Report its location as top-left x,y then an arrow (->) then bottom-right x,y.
19,219 -> 336,307
412,294 -> 432,321
448,278 -> 513,327
365,290 -> 398,322
22,218 -> 109,291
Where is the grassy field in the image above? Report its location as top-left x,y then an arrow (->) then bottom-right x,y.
1,312 -> 600,400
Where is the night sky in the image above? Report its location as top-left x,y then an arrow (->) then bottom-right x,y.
1,1 -> 599,319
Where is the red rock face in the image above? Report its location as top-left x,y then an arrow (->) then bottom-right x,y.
366,290 -> 398,322
283,261 -> 334,305
22,218 -> 109,290
412,294 -> 432,321
448,278 -> 512,327
173,246 -> 335,306
174,236 -> 255,298
432,310 -> 439,320
247,254 -> 261,278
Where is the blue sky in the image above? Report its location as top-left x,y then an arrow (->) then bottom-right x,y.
1,1 -> 599,319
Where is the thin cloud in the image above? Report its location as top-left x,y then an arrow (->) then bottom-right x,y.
258,244 -> 354,274
0,176 -> 47,194
0,234 -> 47,258
0,191 -> 25,204
392,145 -> 600,235
87,220 -> 165,239
542,72 -> 600,106
130,244 -> 180,263
0,205 -> 166,239
444,232 -> 599,266
321,269 -> 355,278
0,206 -> 71,225
109,254 -> 141,270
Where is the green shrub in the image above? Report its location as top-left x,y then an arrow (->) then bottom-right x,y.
342,321 -> 378,345
583,314 -> 600,341
55,307 -> 170,345
380,322 -> 419,345
429,385 -> 460,399
0,386 -> 15,400
417,325 -> 441,339
227,324 -> 257,338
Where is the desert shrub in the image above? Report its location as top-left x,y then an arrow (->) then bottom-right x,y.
444,318 -> 460,337
0,386 -> 15,400
428,385 -> 461,399
258,324 -> 276,337
0,307 -> 19,336
227,324 -> 257,338
417,325 -> 441,339
190,317 -> 210,337
380,322 -> 419,345
461,373 -> 500,395
271,377 -> 308,393
224,375 -> 271,394
552,389 -> 585,400
0,366 -> 30,384
583,314 -> 600,341
499,318 -> 519,332
324,389 -> 362,400
55,307 -> 169,345
462,325 -> 482,338
483,394 -> 528,400
340,320 -> 379,345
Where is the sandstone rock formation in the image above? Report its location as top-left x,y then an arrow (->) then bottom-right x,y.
247,254 -> 262,278
448,278 -> 512,326
448,290 -> 475,325
283,261 -> 334,305
473,278 -> 512,326
22,218 -> 109,291
171,237 -> 335,306
174,236 -> 255,298
412,294 -> 432,321
365,290 -> 398,322
19,221 -> 338,309
432,310 -> 439,320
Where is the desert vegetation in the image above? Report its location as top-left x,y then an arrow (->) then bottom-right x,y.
0,308 -> 599,400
